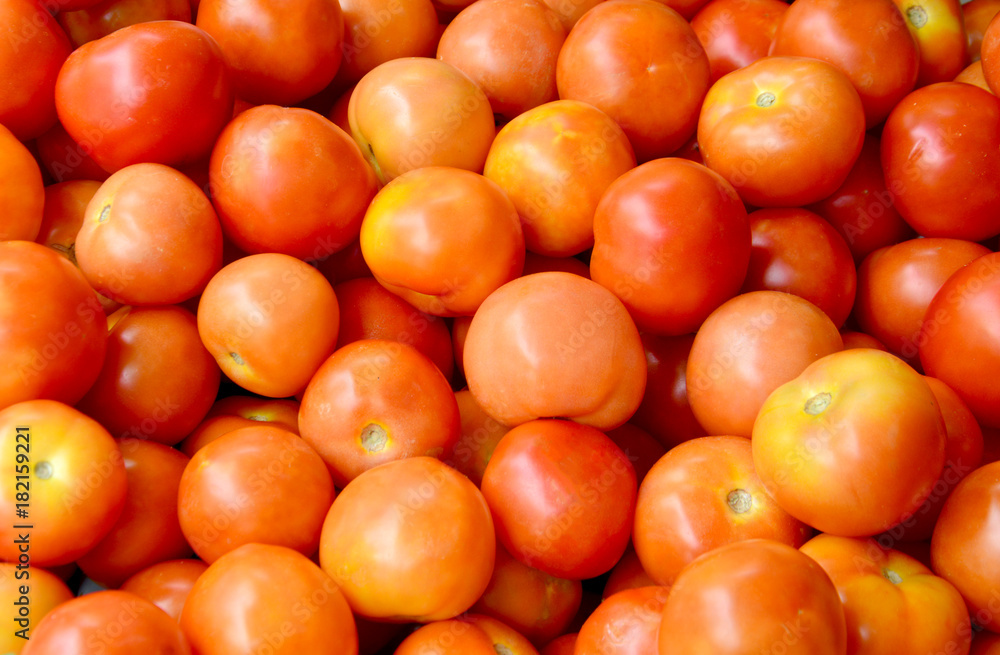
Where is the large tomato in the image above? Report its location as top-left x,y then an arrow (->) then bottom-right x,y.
697,55 -> 866,207
752,348 -> 947,537
690,0 -> 789,82
54,20 -> 234,173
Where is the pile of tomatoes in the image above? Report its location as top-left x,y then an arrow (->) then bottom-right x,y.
2,0 -> 1000,652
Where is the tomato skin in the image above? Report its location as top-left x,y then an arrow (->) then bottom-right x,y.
120,559 -> 208,621
658,539 -> 847,655
603,544 -> 657,598
691,0 -> 789,83
34,120 -> 110,184
446,388 -> 510,488
555,0 -> 710,162
893,0 -> 968,86
919,252 -> 1000,428
35,180 -> 102,258
480,419 -> 637,580
0,564 -> 73,652
57,0 -> 192,48
801,533 -> 972,655
752,348 -> 947,537
0,241 -> 107,411
629,334 -> 707,450
0,124 -> 45,242
698,55 -> 866,207
956,59 -> 992,91
881,82 -> 1000,241
966,0 -> 1000,61
55,20 -> 234,173
336,0 -> 439,84
181,544 -> 358,655
575,586 -> 668,655
21,590 -> 190,655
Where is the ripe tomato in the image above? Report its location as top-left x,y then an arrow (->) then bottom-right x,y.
541,634 -> 577,655
120,559 -> 208,621
770,0 -> 919,127
204,395 -> 300,433
606,423 -> 665,485
33,120 -> 110,184
919,252 -> 1000,429
629,334 -> 707,450
22,590 -> 190,655
0,241 -> 106,410
197,253 -> 341,398
690,0 -> 789,82
0,564 -> 73,651
555,0 -> 710,162
348,57 -> 496,184
336,0 -> 439,84
801,533 -> 972,655
575,586 -> 669,655
956,59 -> 992,90
893,0 -> 968,86
463,271 -> 646,430
446,388 -> 510,487
483,99 -> 636,258
658,539 -> 846,655
35,180 -> 102,261
480,419 -> 637,580
208,105 -> 378,261
0,124 -> 45,242
697,55 -> 866,207
55,20 -> 234,173
633,436 -> 811,587
603,545 -> 657,598
752,348 -> 947,537
298,339 -> 461,487
57,0 -> 192,48
181,544 -> 358,655
686,291 -> 843,438
881,82 -> 1000,241
394,620 -> 497,655
966,0 -> 1000,61
319,457 -> 495,622
359,166 -> 525,316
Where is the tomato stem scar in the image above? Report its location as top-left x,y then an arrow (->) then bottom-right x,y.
804,392 -> 832,415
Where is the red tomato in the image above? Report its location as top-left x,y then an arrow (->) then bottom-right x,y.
919,252 -> 1000,428
35,180 -> 101,259
966,0 -> 1000,61
690,0 -> 789,82
0,124 -> 45,242
881,82 -> 1000,241
0,241 -> 107,410
556,0 -> 710,162
840,330 -> 889,351
181,544 -> 358,655
575,586 -> 669,655
658,539 -> 847,655
801,533 -> 972,655
752,348 -> 947,537
463,271 -> 647,430
55,21 -> 234,173
22,590 -> 190,655
208,105 -> 378,260
481,419 -> 637,580
741,208 -> 858,327
319,457 -> 495,621
697,55 -> 866,207
57,0 -> 192,48
120,559 -> 208,621
603,544 -> 657,599
0,564 -> 73,651
629,334 -> 707,450
633,435 -> 812,586
540,634 -> 577,655
336,0 -> 439,84
75,162 -> 223,305
770,0 -> 919,127
393,620 -> 497,655
446,388 -> 510,487
606,423 -> 665,485
33,120 -> 110,184
299,339 -> 461,487
893,0 -> 968,85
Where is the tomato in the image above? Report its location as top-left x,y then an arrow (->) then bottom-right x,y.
634,436 -> 812,587
0,564 -> 73,652
181,544 -> 358,655
956,59 -> 992,90
197,253 -> 340,397
881,82 -> 1000,241
196,0 -> 342,105
470,543 -> 582,646
555,0 -> 710,162
974,632 -> 1000,655
204,395 -> 300,432
336,0 -> 439,84
359,166 -> 525,316
540,634 -> 577,655
575,586 -> 669,655
22,590 -> 190,655
348,57 -> 496,184
57,0 -> 192,48
690,0 -> 789,82
0,241 -> 107,410
919,252 -> 1000,429
394,620 -> 497,655
752,348 -> 947,537
446,388 -> 510,487
698,55 -> 866,207
438,0 -> 564,121
0,0 -> 72,141
35,180 -> 101,260
75,163 -> 223,305
628,334 -> 706,450
464,613 -> 544,655
120,559 -> 208,621
770,0 -> 919,127
481,419 -> 637,580
55,21 -> 234,173
982,12 -> 1000,91
658,539 -> 847,655
208,105 -> 378,261
807,131 -> 916,263
741,208 -> 857,327
483,99 -> 636,257
931,460 -> 1000,632
606,423 -> 665,485
603,545 -> 657,598
893,0 -> 968,86
840,330 -> 889,351
965,0 -> 1000,61
34,120 -> 110,184
463,271 -> 646,430
299,339 -> 460,487
0,124 -> 45,242
319,457 -> 495,621
854,237 -> 990,366
801,533 -> 972,655
537,0 -> 596,32
334,277 -> 454,381
590,158 -> 750,335
687,290 -> 843,438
